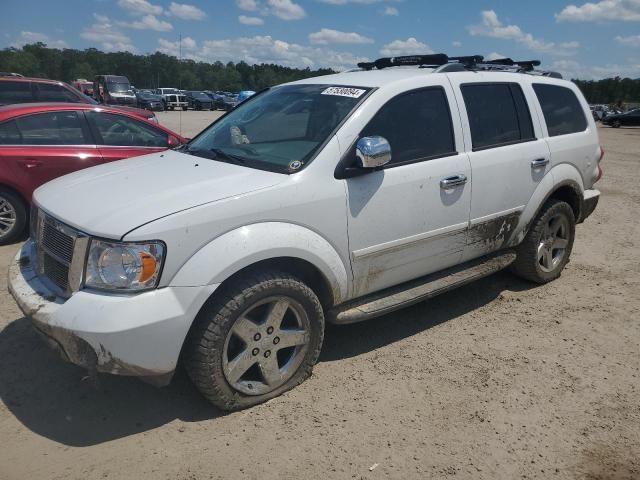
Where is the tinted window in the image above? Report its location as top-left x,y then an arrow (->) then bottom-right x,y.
533,84 -> 587,137
87,112 -> 168,147
462,83 -> 535,150
0,120 -> 21,144
0,81 -> 33,105
37,83 -> 83,103
361,87 -> 455,165
14,111 -> 87,145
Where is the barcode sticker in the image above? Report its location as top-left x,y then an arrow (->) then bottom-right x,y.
321,87 -> 366,98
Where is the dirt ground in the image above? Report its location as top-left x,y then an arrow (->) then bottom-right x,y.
0,117 -> 638,480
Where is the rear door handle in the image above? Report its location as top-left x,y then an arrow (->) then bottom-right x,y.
440,174 -> 467,189
531,158 -> 549,168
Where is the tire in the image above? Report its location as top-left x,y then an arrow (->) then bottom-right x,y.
511,199 -> 576,284
613,120 -> 621,128
184,271 -> 325,411
0,188 -> 27,245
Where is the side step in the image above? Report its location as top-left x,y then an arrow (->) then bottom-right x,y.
329,251 -> 516,325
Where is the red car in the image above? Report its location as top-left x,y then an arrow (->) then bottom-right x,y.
0,76 -> 158,122
0,103 -> 187,244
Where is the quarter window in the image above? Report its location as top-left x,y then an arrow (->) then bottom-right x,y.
461,83 -> 535,150
533,84 -> 587,136
13,111 -> 88,145
360,87 -> 456,165
87,112 -> 168,147
0,81 -> 33,105
0,120 -> 21,144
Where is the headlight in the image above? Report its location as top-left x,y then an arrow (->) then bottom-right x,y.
85,239 -> 166,291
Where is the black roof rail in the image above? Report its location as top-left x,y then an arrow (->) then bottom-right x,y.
356,53 -> 562,79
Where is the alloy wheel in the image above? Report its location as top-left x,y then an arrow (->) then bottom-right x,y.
0,196 -> 17,239
537,213 -> 570,273
222,296 -> 310,396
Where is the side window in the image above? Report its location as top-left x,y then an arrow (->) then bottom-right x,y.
0,120 -> 22,144
14,111 -> 88,145
37,83 -> 83,103
0,81 -> 34,105
360,87 -> 456,165
461,83 -> 535,150
87,112 -> 168,147
532,84 -> 587,137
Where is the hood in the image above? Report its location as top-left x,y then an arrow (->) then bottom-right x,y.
34,150 -> 286,239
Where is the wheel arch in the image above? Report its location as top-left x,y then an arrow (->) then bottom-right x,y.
509,173 -> 583,246
169,222 -> 350,306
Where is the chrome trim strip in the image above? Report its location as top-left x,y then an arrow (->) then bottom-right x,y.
352,222 -> 469,259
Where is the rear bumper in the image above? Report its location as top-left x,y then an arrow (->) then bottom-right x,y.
580,189 -> 600,223
8,241 -> 217,385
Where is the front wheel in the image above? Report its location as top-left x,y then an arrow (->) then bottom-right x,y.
613,120 -> 621,128
511,199 -> 575,284
184,271 -> 325,411
0,189 -> 26,245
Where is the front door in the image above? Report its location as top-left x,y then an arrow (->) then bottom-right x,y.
345,86 -> 471,297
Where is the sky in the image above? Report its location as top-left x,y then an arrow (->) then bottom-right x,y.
2,0 -> 640,79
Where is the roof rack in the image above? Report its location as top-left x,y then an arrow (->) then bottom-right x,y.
357,53 -> 562,79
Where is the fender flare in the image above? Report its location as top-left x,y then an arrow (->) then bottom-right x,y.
509,166 -> 584,246
169,222 -> 350,304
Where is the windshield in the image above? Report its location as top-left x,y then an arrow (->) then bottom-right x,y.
108,82 -> 132,93
187,84 -> 370,173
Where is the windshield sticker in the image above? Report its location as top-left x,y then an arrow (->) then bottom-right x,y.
321,87 -> 366,99
288,160 -> 303,171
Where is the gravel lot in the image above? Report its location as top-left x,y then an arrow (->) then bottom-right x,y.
0,115 -> 638,480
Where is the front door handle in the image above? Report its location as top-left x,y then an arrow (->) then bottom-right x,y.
18,159 -> 43,169
531,158 -> 550,168
440,174 -> 467,189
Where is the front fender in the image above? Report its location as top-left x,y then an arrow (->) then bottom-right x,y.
169,222 -> 349,304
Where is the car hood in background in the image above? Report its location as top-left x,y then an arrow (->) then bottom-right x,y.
34,150 -> 285,239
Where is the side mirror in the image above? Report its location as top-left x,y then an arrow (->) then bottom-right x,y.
167,135 -> 180,148
356,136 -> 392,169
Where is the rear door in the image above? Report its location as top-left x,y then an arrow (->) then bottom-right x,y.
448,74 -> 551,261
0,110 -> 100,200
86,111 -> 170,162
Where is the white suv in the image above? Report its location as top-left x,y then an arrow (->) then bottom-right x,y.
9,55 -> 602,410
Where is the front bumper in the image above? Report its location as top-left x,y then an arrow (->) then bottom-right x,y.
8,241 -> 217,385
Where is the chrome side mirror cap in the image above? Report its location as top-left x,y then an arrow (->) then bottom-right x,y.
356,136 -> 392,169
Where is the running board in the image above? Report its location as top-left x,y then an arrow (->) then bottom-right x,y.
329,251 -> 516,325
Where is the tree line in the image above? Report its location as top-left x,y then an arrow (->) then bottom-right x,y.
1,43 -> 639,103
0,43 -> 334,92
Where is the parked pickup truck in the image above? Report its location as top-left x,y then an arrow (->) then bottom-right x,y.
9,54 -> 602,411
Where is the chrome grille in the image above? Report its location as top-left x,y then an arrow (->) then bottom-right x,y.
33,209 -> 86,297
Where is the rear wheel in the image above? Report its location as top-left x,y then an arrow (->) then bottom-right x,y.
184,271 -> 325,411
511,199 -> 575,284
0,188 -> 26,245
613,120 -> 621,128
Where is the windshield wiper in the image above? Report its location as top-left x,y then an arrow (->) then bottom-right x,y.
209,148 -> 250,165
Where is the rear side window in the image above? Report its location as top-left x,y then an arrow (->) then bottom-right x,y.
14,111 -> 88,145
461,83 -> 535,150
361,87 -> 456,165
533,84 -> 587,137
0,81 -> 33,105
36,83 -> 83,103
